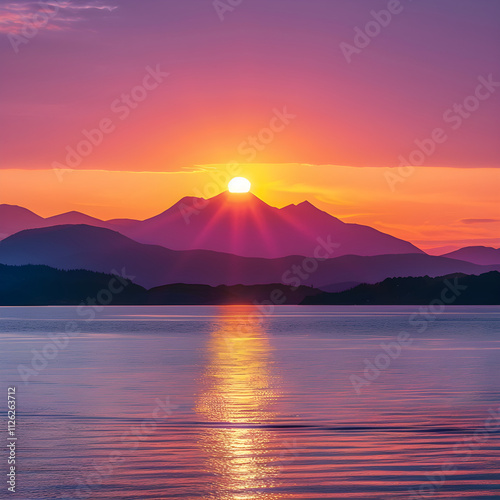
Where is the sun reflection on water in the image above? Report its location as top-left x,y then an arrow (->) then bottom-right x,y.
195,307 -> 286,500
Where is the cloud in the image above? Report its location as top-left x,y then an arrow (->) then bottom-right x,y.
0,0 -> 117,34
460,218 -> 500,225
183,165 -> 230,174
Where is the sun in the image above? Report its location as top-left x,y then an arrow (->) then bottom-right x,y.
228,177 -> 251,193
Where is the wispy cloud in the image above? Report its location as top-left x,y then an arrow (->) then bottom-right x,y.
0,0 -> 117,34
460,218 -> 500,225
183,165 -> 228,174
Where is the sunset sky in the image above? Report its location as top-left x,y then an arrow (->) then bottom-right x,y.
1,0 -> 499,251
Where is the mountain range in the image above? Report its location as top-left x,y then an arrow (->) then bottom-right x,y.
0,193 -> 498,294
0,264 -> 320,306
302,271 -> 500,305
0,224 -> 498,289
0,192 -> 423,258
0,204 -> 111,237
3,194 -> 497,263
1,263 -> 498,306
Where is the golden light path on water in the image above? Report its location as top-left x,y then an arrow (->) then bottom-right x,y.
195,307 -> 287,500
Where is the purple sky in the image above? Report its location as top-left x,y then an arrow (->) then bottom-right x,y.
1,0 -> 499,171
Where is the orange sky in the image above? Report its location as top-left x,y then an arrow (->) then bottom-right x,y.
1,1 -> 499,254
2,165 -> 499,251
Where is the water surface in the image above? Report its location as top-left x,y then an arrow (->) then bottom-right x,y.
1,306 -> 499,499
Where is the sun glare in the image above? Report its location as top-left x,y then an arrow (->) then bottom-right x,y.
228,177 -> 251,193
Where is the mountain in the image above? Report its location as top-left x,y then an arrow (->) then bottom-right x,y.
0,193 -> 423,258
0,224 -> 303,288
44,211 -> 110,227
3,262 -> 498,306
0,264 -> 321,305
0,204 -> 111,240
117,192 -> 423,258
302,271 -> 500,305
442,246 -> 500,265
0,264 -> 145,306
0,205 -> 44,239
0,225 -> 498,289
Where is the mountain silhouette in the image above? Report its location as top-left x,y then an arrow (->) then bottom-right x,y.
0,193 -> 422,258
0,264 -> 321,306
2,262 -> 498,306
109,192 -> 423,258
0,204 -> 110,239
0,205 -> 44,238
442,246 -> 500,265
0,224 -> 498,289
0,263 -> 145,305
302,271 -> 500,305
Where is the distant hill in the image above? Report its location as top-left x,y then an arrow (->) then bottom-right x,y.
442,246 -> 500,265
302,271 -> 500,305
0,225 -> 498,289
2,264 -> 498,306
0,264 -> 320,305
0,264 -> 145,306
0,204 -> 111,240
0,205 -> 43,239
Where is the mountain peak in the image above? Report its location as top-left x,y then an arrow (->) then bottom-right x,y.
0,204 -> 40,215
281,199 -> 343,223
297,200 -> 314,208
0,204 -> 43,236
0,194 -> 424,259
211,190 -> 268,205
52,210 -> 86,216
442,245 -> 500,266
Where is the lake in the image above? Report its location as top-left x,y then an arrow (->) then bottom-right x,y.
1,306 -> 499,499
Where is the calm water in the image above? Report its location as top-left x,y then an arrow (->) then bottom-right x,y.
1,306 -> 499,500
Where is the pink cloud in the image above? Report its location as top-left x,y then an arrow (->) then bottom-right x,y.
0,0 -> 117,34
